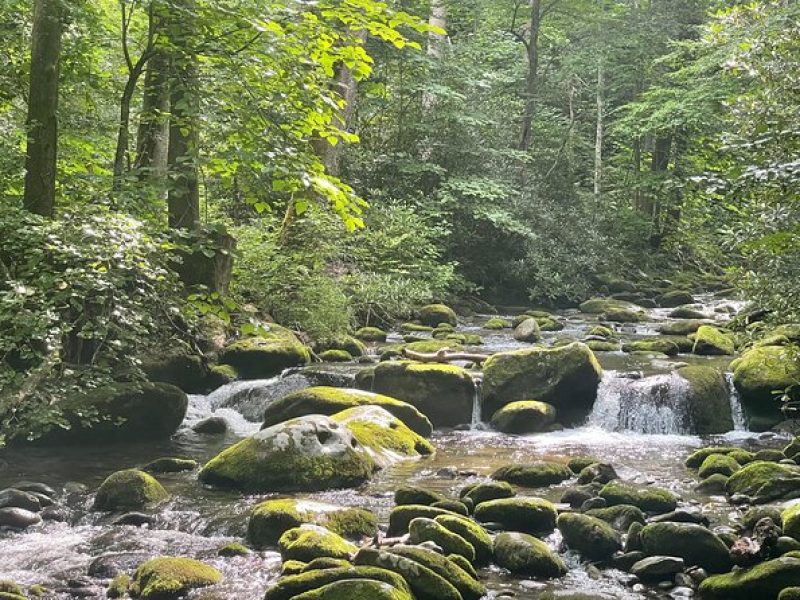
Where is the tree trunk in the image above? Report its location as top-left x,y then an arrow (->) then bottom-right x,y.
519,0 -> 541,151
166,0 -> 200,230
136,49 -> 171,179
593,61 -> 604,202
23,0 -> 64,217
648,133 -> 672,247
112,66 -> 147,189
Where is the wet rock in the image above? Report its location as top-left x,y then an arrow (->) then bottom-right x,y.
658,291 -> 695,308
586,504 -> 646,531
278,525 -> 357,562
432,499 -> 469,516
355,326 -> 388,342
732,345 -> 800,430
192,416 -> 228,434
669,306 -> 708,319
387,505 -> 457,536
578,462 -> 618,485
0,488 -> 42,512
491,462 -> 572,488
599,481 -> 677,514
418,304 -> 458,327
640,522 -> 732,573
112,512 -> 155,527
513,318 -> 541,343
473,497 -> 557,535
782,587 -> 800,600
434,514 -> 494,565
218,325 -> 310,379
489,400 -> 557,434
12,481 -> 56,498
778,536 -> 800,554
580,298 -> 640,315
580,497 -> 607,511
436,467 -> 459,479
561,486 -> 595,509
631,556 -> 685,580
292,579 -> 412,600
493,532 -> 566,578
130,556 -> 222,599
684,446 -> 740,469
677,366 -> 736,434
0,507 -> 42,529
394,486 -> 445,506
88,553 -> 150,578
107,574 -> 130,599
726,461 -> 800,503
612,551 -> 646,571
650,508 -> 710,526
40,505 -> 68,521
557,512 -> 621,560
408,517 -> 475,561
695,473 -> 729,494
93,469 -> 168,511
459,481 -> 514,507
385,545 -> 485,600
744,506 -> 784,530
699,556 -> 800,599
142,457 -> 198,474
263,387 -> 433,438
691,325 -> 735,356
263,566 -> 411,600
354,548 -> 461,600
198,415 -> 375,493
659,320 -> 709,335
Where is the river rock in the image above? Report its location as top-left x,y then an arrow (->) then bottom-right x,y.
0,507 -> 42,529
640,522 -> 732,572
493,531 -> 566,577
631,556 -> 685,580
192,416 -> 228,434
408,517 -> 475,561
198,415 -> 375,492
218,325 -> 310,379
355,362 -> 475,428
418,304 -> 457,327
599,481 -> 677,514
658,290 -> 695,307
578,462 -> 618,485
726,461 -> 800,503
491,462 -> 572,487
732,345 -> 800,430
699,556 -> 800,599
658,319 -> 710,335
676,366 -> 736,434
386,545 -> 485,600
0,488 -> 41,512
93,469 -> 168,511
12,481 -> 56,497
586,505 -> 646,531
434,514 -> 494,565
489,400 -> 557,434
473,497 -> 557,535
387,505 -> 457,536
292,579 -> 412,600
692,325 -> 735,356
355,326 -> 388,342
263,386 -> 433,437
264,566 -> 411,600
557,512 -> 621,560
513,318 -> 541,342
278,524 -> 357,562
460,481 -> 515,506
394,486 -> 445,506
142,457 -> 198,474
354,548 -> 461,600
699,453 -> 741,478
130,556 -> 221,599
140,351 -> 209,393
579,298 -> 640,315
482,342 -> 603,423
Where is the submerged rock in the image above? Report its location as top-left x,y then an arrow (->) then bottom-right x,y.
489,400 -> 557,434
130,556 -> 221,599
0,507 -> 42,529
218,325 -> 310,379
493,531 -> 566,577
93,469 -> 168,511
142,457 -> 198,474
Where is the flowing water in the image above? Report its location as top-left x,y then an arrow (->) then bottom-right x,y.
1,293 -> 784,600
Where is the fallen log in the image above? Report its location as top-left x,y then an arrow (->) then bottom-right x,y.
403,347 -> 491,364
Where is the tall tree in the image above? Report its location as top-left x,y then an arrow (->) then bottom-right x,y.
23,0 -> 64,216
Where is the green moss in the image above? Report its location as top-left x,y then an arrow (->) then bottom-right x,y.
698,453 -> 741,478
399,323 -> 434,333
482,342 -> 602,424
131,557 -> 222,599
484,318 -> 510,330
669,306 -> 708,319
218,542 -> 250,557
434,514 -> 494,565
783,504 -> 800,542
658,290 -> 695,307
557,512 -> 621,560
0,584 -> 21,597
431,500 -> 468,515
568,456 -> 600,473
0,593 -> 27,600
93,469 -> 168,511
353,548 -> 461,600
586,340 -> 621,352
598,481 -> 677,514
685,446 -> 740,469
27,585 -> 46,598
263,566 -> 412,600
744,506 -> 783,530
394,486 -> 445,506
355,327 -> 388,342
301,558 -> 352,572
733,345 -> 800,427
756,449 -> 787,462
491,462 -> 572,487
292,579 -> 412,600
579,298 -> 638,314
218,326 -> 310,379
387,504 -> 457,536
280,560 -> 307,576
385,545 -> 486,600
403,339 -> 464,353
489,400 -> 557,434
316,335 -> 367,357
319,350 -> 354,363
325,509 -> 379,541
473,497 -> 557,535
692,325 -> 735,356
586,504 -> 646,531
408,517 -> 475,561
207,363 -> 239,387
447,554 -> 478,579
418,304 -> 457,327
199,416 -> 375,493
493,532 -> 566,577
639,522 -> 731,572
263,387 -> 433,438
623,339 -> 681,356
678,366 -> 736,434
537,317 -> 565,332
108,574 -> 131,598
699,557 -> 800,599
725,461 -> 800,502
278,525 -> 357,562
588,325 -> 615,338
781,588 -> 800,600
658,320 -> 709,335
604,307 -> 644,323
459,481 -> 515,506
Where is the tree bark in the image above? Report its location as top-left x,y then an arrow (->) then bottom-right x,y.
593,61 -> 604,202
519,0 -> 541,151
23,0 -> 64,217
135,48 -> 171,178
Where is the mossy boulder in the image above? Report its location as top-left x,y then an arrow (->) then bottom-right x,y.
264,566 -> 412,600
639,522 -> 731,572
263,387 -> 433,438
489,400 -> 557,434
331,406 -> 434,467
493,532 -> 566,577
579,298 -> 639,315
292,579 -> 412,600
598,481 -> 677,514
198,415 -> 375,493
403,339 -> 464,354
586,505 -> 646,531
394,486 -> 445,506
588,325 -> 615,338
513,318 -> 541,342
782,587 -> 800,600
698,453 -> 741,479
355,327 -> 388,342
623,338 -> 681,356
568,456 -> 600,473
482,342 -> 602,424
732,345 -> 800,429
459,481 -> 515,506
143,457 -> 198,474
658,320 -> 709,335
484,318 -> 510,330
130,557 -> 221,599
93,469 -> 168,511
354,548 -> 461,600
40,382 -> 188,444
492,462 -> 572,487
473,497 -> 557,535
387,505 -> 456,536
385,545 -> 485,600
658,290 -> 695,307
699,556 -> 800,599
355,361 -> 475,428
586,340 -> 621,352
219,326 -> 310,379
400,323 -> 434,333
685,446 -> 740,469
725,461 -> 800,503
318,350 -> 353,363
782,503 -> 800,541
669,306 -> 708,319
432,499 -> 469,516
418,304 -> 457,327
408,518 -> 475,561
604,307 -> 644,323
278,525 -> 357,562
248,499 -> 377,548
434,514 -> 494,565
141,352 -> 209,393
677,366 -> 735,434
317,335 -> 367,358
557,512 -> 621,560
218,542 -> 250,557
692,325 -> 735,356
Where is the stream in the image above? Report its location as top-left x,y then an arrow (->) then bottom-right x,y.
0,294 -> 789,599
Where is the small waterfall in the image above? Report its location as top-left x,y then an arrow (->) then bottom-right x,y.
588,371 -> 694,435
726,372 -> 747,431
204,372 -> 314,421
470,379 -> 484,430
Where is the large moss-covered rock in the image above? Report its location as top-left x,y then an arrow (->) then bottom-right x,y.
605,307 -> 644,323
460,481 -> 515,506
408,518 -> 475,561
725,461 -> 800,503
130,557 -> 221,599
492,462 -> 572,488
264,567 -> 412,600
685,446 -> 740,469
394,486 -> 445,506
418,304 -> 457,327
198,415 -> 375,493
639,522 -> 731,572
557,512 -> 621,560
473,497 -> 557,534
141,352 -> 210,394
354,548 -> 461,600
598,481 -> 677,514
278,525 -> 357,562
355,327 -> 388,342
292,579 -> 411,600
513,318 -> 541,342
586,505 -> 646,531
692,325 -> 735,356
355,361 -> 475,428
658,320 -> 709,335
385,545 -> 485,600
316,335 -> 367,358
218,326 -> 310,379
41,382 -> 188,444
493,532 -> 566,577
699,556 -> 800,599
622,338 -> 681,356
248,499 -> 377,548
93,469 -> 168,511
485,318 -> 510,330
331,406 -> 433,468
387,505 -> 457,536
489,401 -> 557,434
783,503 -> 800,541
482,342 -> 602,423
699,453 -> 741,479
677,366 -> 735,434
658,290 -> 695,308
579,298 -> 639,315
434,514 -> 494,565
732,345 -> 800,429
263,387 -> 433,438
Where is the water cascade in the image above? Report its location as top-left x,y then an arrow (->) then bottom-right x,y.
726,372 -> 747,431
